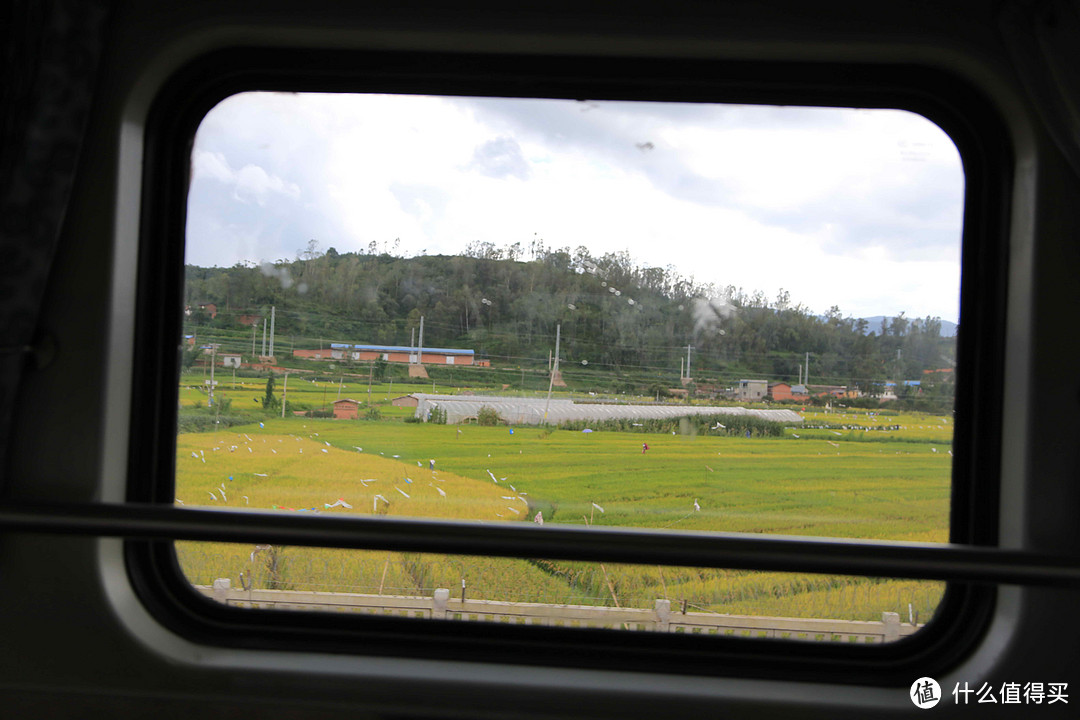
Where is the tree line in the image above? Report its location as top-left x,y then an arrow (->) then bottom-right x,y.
183,241 -> 955,394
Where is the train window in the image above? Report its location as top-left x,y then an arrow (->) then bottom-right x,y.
125,52 -> 1006,681
174,92 -> 957,629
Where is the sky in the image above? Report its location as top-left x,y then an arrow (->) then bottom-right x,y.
187,92 -> 965,323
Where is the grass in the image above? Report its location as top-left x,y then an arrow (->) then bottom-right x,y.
174,410 -> 951,623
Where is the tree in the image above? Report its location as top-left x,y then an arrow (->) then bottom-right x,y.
372,357 -> 388,381
262,374 -> 278,410
299,239 -> 322,261
189,306 -> 210,325
179,343 -> 202,371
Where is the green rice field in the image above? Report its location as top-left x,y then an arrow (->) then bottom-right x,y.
175,408 -> 950,623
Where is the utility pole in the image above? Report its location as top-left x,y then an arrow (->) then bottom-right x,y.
685,345 -> 693,380
480,297 -> 492,355
262,319 -> 267,356
208,346 -> 216,407
338,376 -> 343,400
543,324 -> 561,423
680,356 -> 684,382
269,306 -> 276,358
281,372 -> 288,419
805,352 -> 809,387
417,315 -> 424,365
553,324 -> 561,375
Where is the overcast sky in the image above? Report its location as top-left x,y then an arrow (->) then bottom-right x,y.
187,92 -> 964,323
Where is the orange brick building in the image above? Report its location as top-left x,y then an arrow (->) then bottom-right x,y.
332,399 -> 360,419
768,382 -> 810,402
295,343 -> 479,365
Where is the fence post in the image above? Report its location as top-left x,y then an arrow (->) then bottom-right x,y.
213,578 -> 231,604
882,611 -> 900,642
655,599 -> 671,632
433,588 -> 449,620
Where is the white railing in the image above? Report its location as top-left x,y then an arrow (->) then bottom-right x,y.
198,582 -> 921,643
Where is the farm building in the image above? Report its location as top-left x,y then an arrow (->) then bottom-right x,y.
355,344 -> 476,365
411,394 -> 803,426
810,384 -> 858,399
737,379 -> 768,401
768,382 -> 809,402
390,395 -> 420,408
294,343 -> 477,365
875,384 -> 899,401
332,398 -> 360,419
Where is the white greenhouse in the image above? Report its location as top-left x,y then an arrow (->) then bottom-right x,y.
410,394 -> 803,426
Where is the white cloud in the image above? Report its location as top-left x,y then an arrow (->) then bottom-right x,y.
191,149 -> 234,184
233,164 -> 300,205
192,150 -> 300,206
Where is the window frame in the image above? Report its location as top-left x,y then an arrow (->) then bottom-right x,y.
125,47 -> 1010,684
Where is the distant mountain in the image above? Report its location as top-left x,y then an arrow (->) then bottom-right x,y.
859,316 -> 957,337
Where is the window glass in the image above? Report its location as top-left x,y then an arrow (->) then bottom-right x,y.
178,93 -> 963,638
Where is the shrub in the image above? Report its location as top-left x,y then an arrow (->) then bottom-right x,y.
177,412 -> 255,433
558,412 -> 786,437
476,406 -> 502,426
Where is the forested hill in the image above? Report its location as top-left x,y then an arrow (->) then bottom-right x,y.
183,243 -> 954,390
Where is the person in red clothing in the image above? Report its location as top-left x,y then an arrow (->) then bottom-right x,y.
642,442 -> 649,454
